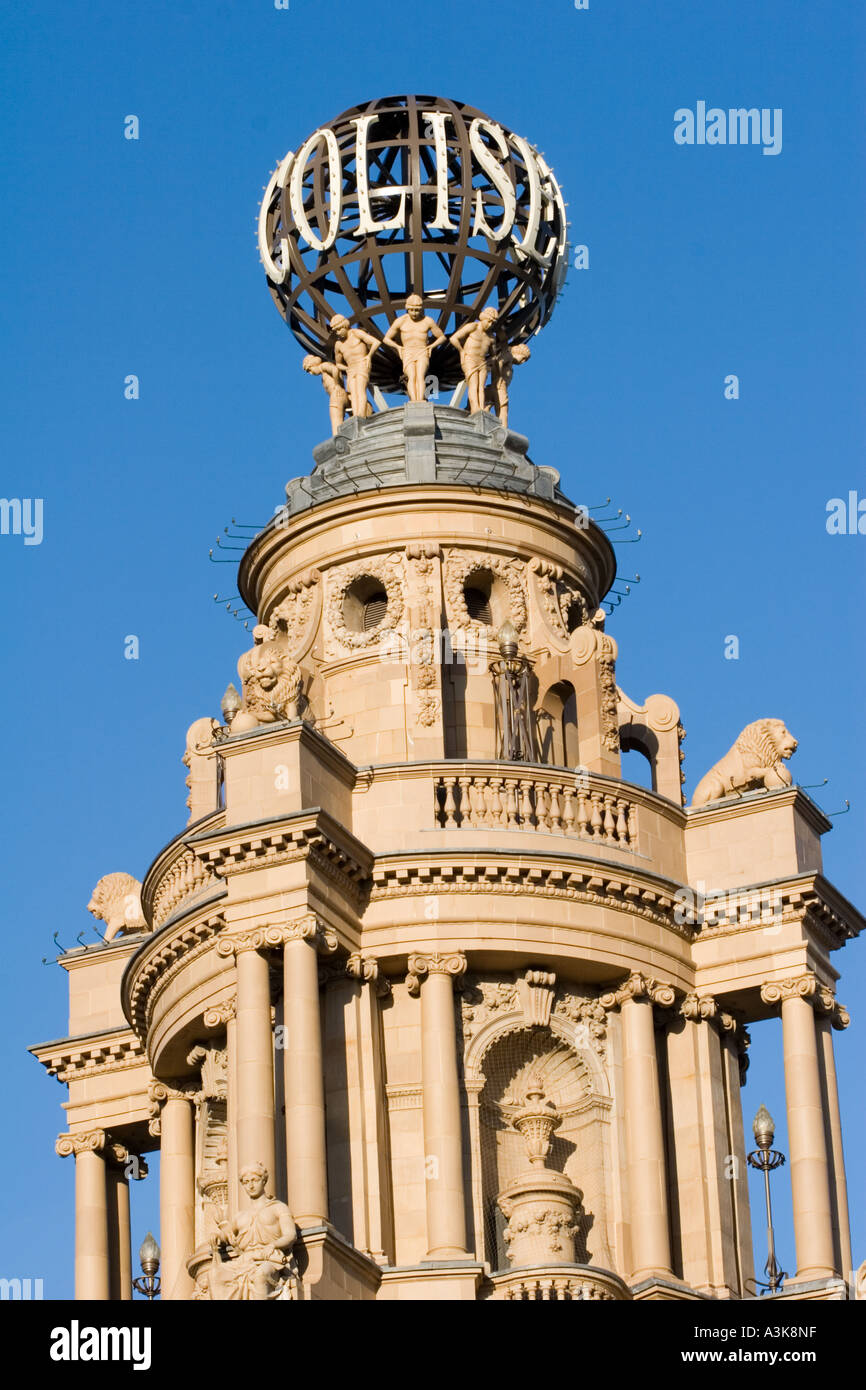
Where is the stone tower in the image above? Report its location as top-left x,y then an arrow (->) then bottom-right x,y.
31,96 -> 862,1304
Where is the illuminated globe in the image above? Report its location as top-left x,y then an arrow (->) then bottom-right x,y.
258,94 -> 569,393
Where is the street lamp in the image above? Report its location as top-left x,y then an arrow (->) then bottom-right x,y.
746,1104 -> 787,1294
132,1232 -> 161,1300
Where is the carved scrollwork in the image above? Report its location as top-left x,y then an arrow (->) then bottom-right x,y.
269,568 -> 322,663
406,951 -> 467,996
528,558 -> 586,645
325,558 -> 405,651
216,916 -> 338,958
599,971 -> 677,1011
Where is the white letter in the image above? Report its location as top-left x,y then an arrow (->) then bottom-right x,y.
825,498 -> 846,535
353,115 -> 408,236
674,108 -> 694,146
123,115 -> 139,141
50,1328 -> 70,1362
762,109 -> 782,156
469,118 -> 516,239
124,634 -> 140,660
724,634 -> 740,660
258,151 -> 294,283
573,244 -> 589,269
290,128 -> 342,251
729,109 -> 760,145
23,498 -> 43,546
705,108 -> 726,145
422,109 -> 455,231
124,374 -> 139,399
724,373 -> 739,399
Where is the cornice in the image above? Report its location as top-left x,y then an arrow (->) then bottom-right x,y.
684,785 -> 832,836
29,1027 -> 147,1086
123,911 -> 226,1043
692,872 -> 863,950
187,807 -> 372,902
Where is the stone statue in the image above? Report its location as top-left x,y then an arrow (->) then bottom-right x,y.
87,873 -> 147,943
691,719 -> 798,807
330,315 -> 379,421
382,294 -> 446,402
237,625 -> 303,725
303,354 -> 349,434
205,1163 -> 298,1301
449,306 -> 498,415
486,339 -> 530,429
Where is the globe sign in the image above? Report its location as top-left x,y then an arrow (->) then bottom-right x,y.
258,95 -> 569,393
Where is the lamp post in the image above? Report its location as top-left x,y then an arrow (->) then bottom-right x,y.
132,1232 -> 161,1300
746,1104 -> 787,1294
490,621 -> 535,762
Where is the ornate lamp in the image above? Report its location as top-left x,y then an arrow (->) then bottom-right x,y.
490,622 -> 535,762
132,1232 -> 161,1300
746,1105 -> 787,1294
220,682 -> 242,728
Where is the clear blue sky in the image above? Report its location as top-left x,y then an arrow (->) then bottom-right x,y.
1,0 -> 863,1296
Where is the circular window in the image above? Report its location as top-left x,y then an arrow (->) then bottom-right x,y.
464,587 -> 493,625
342,575 -> 390,634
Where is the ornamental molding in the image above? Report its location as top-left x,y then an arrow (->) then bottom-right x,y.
527,557 -> 587,647
761,974 -> 849,1029
599,972 -> 677,1010
325,556 -> 405,652
33,1030 -> 147,1085
369,859 -> 688,937
216,914 -> 339,958
406,951 -> 467,995
125,912 -> 226,1043
269,567 -> 323,664
442,548 -> 527,633
692,876 -> 861,950
55,1131 -> 148,1174
190,815 -> 371,902
346,952 -> 392,998
147,1078 -> 197,1136
203,997 -> 236,1028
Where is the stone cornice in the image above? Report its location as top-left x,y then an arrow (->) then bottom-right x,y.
684,785 -> 832,836
369,853 -> 690,938
215,716 -> 358,789
760,973 -> 850,1029
141,807 -> 225,927
692,873 -> 863,950
187,808 -> 372,902
123,911 -> 226,1043
406,951 -> 467,995
30,1027 -> 148,1085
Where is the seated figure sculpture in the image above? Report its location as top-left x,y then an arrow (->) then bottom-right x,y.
205,1162 -> 298,1301
691,719 -> 798,807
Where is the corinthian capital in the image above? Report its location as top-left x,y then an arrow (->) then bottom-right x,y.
599,972 -> 677,1011
406,951 -> 467,997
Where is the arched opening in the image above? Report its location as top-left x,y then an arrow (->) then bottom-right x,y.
536,681 -> 579,766
342,574 -> 389,634
619,735 -> 655,791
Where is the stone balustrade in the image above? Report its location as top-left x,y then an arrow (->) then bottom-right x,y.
486,1265 -> 629,1300
434,766 -> 639,850
143,813 -> 224,930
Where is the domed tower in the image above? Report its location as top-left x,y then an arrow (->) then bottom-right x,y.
33,95 -> 862,1304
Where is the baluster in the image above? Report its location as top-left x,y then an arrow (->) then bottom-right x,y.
615,799 -> 628,843
457,776 -> 472,826
504,778 -> 519,829
518,779 -> 534,827
468,778 -> 484,826
548,783 -> 562,831
628,803 -> 638,846
489,777 -> 505,825
590,792 -> 603,838
603,794 -> 616,841
537,781 -> 551,829
562,785 -> 575,833
576,785 -> 589,837
442,776 -> 457,828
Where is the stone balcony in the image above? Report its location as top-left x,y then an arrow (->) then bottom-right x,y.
483,1263 -> 631,1300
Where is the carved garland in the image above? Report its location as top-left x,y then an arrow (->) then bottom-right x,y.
443,550 -> 527,633
528,558 -> 586,644
325,558 -> 405,650
269,568 -> 322,663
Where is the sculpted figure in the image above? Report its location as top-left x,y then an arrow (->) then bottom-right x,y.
450,306 -> 498,414
206,1163 -> 298,1301
237,625 -> 302,724
382,294 -> 446,402
88,873 -> 147,943
303,354 -> 349,434
486,339 -> 531,429
691,719 -> 798,807
330,315 -> 379,420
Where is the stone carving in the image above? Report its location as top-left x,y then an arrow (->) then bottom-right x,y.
269,569 -> 322,663
406,951 -> 467,995
461,979 -> 520,1042
330,315 -> 380,420
485,339 -> 531,429
236,625 -> 303,725
553,990 -> 608,1059
691,720 -> 798,807
450,307 -> 498,414
404,542 -> 441,729
216,915 -> 338,958
443,550 -> 527,633
302,354 -> 350,434
760,974 -> 849,1029
87,873 -> 148,943
202,1162 -> 299,1301
599,971 -> 677,1010
188,1042 -> 229,1242
528,558 -> 585,646
497,1076 -> 582,1268
382,295 -> 446,402
569,613 -> 620,753
346,952 -> 392,999
325,558 -> 405,652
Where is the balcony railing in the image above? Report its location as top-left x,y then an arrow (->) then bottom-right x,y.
433,766 -> 639,851
485,1265 -> 630,1301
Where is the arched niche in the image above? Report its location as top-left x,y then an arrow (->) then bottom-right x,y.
536,680 -> 579,767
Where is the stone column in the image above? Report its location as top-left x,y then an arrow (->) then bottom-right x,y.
150,1084 -> 196,1300
407,951 -> 468,1259
106,1143 -> 138,1301
217,933 -> 276,1188
346,953 -> 396,1263
282,916 -> 336,1227
762,977 -> 836,1281
816,1000 -> 852,1279
204,997 -> 238,1212
603,973 -> 674,1282
56,1130 -> 111,1300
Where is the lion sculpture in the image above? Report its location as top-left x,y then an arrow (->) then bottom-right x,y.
691,720 -> 798,808
87,873 -> 148,943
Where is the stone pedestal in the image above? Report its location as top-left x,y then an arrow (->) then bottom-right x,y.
499,1170 -> 580,1266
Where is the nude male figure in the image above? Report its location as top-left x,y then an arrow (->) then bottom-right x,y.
303,354 -> 349,433
330,315 -> 379,420
450,306 -> 498,415
486,340 -> 531,429
382,294 -> 446,402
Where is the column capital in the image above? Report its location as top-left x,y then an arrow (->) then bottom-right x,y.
56,1129 -> 107,1158
761,974 -> 849,1029
216,914 -> 338,958
346,952 -> 392,998
406,951 -> 467,996
203,996 -> 236,1027
147,1079 -> 196,1136
599,971 -> 676,1011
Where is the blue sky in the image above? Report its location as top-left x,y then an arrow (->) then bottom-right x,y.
1,0 -> 863,1295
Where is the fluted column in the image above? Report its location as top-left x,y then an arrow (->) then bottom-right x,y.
602,973 -> 675,1282
149,1084 -> 195,1299
217,933 -> 276,1187
762,976 -> 835,1281
56,1130 -> 111,1300
816,1008 -> 853,1279
282,915 -> 337,1226
407,951 -> 468,1259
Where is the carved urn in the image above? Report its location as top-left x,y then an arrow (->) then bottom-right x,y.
497,1075 -> 583,1268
